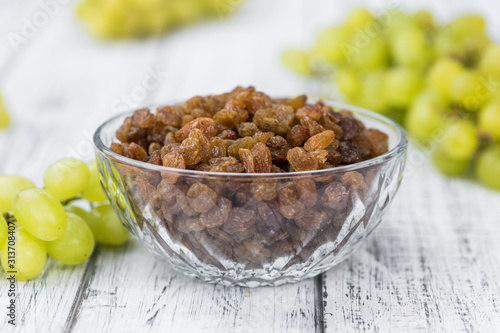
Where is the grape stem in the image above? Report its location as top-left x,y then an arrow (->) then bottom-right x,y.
3,212 -> 16,223
61,196 -> 82,206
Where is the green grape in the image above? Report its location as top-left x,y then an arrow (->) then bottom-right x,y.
413,10 -> 434,29
479,44 -> 500,78
1,227 -> 47,281
432,147 -> 470,176
0,214 -> 7,248
450,71 -> 486,111
0,175 -> 35,212
438,120 -> 479,160
345,8 -> 373,30
46,213 -> 95,265
427,57 -> 464,100
81,160 -> 107,203
479,100 -> 500,140
384,67 -> 423,108
90,204 -> 129,246
355,70 -> 389,114
347,36 -> 388,70
406,90 -> 447,144
390,26 -> 430,68
448,15 -> 486,36
44,158 -> 90,201
475,145 -> 500,190
336,68 -> 359,101
282,49 -> 313,76
314,26 -> 348,65
13,188 -> 67,241
0,94 -> 10,129
65,205 -> 97,239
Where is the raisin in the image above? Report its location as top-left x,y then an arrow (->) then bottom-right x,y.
303,130 -> 335,152
341,171 -> 368,191
266,135 -> 290,162
326,148 -> 342,166
296,103 -> 323,121
228,137 -> 257,158
126,142 -> 148,160
251,179 -> 277,201
363,129 -> 389,156
174,215 -> 206,233
222,208 -> 256,235
253,132 -> 274,144
287,147 -> 320,171
157,105 -> 184,127
148,150 -> 162,165
179,129 -> 210,166
247,91 -> 272,115
163,132 -> 176,145
116,117 -> 132,142
338,115 -> 362,140
213,109 -> 240,129
234,237 -> 270,263
294,210 -> 328,230
110,142 -> 124,155
209,137 -> 227,159
148,142 -> 162,155
294,178 -> 317,208
200,197 -> 232,228
186,182 -> 218,213
284,95 -> 307,110
256,202 -> 288,240
175,117 -> 217,141
239,148 -> 255,173
226,163 -> 245,173
286,125 -> 308,147
339,141 -> 361,164
182,115 -> 195,126
160,143 -> 181,158
277,183 -> 305,219
251,142 -> 272,173
272,164 -> 286,173
237,122 -> 259,137
322,182 -> 350,210
300,116 -> 325,137
218,129 -> 237,140
253,105 -> 294,135
131,108 -> 156,128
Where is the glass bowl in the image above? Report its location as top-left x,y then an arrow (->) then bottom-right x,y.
93,101 -> 407,287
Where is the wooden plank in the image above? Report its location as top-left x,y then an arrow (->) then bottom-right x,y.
322,148 -> 500,332
70,239 -> 317,333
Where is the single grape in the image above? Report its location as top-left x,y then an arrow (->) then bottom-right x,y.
479,44 -> 500,78
90,204 -> 129,246
432,147 -> 470,176
0,175 -> 35,212
427,57 -> 464,100
475,145 -> 500,190
448,15 -> 486,36
450,71 -> 486,111
81,160 -> 108,203
347,36 -> 388,70
406,90 -> 447,144
384,67 -> 423,108
336,68 -> 359,101
413,10 -> 434,29
1,227 -> 47,281
0,94 -> 10,129
479,99 -> 500,140
44,158 -> 90,201
282,49 -> 313,76
390,26 -> 430,68
13,188 -> 67,241
314,26 -> 348,65
0,214 -> 7,248
345,8 -> 373,30
438,120 -> 479,160
356,70 -> 389,114
46,213 -> 95,265
65,205 -> 97,239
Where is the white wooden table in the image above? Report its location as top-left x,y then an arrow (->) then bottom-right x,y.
1,1 -> 500,332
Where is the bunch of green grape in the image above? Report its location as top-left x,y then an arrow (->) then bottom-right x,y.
0,159 -> 130,281
282,9 -> 500,190
0,94 -> 10,129
78,0 -> 242,39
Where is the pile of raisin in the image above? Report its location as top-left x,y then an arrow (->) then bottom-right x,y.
110,86 -> 389,173
109,87 -> 389,269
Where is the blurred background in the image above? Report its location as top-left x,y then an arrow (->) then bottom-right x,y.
0,0 -> 499,189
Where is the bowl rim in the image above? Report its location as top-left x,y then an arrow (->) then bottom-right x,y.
93,100 -> 408,178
